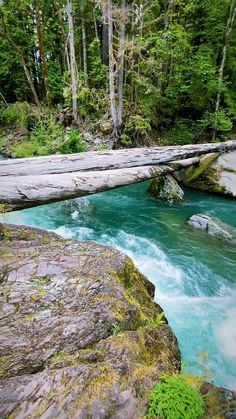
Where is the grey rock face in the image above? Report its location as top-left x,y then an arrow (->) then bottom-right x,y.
187,214 -> 236,243
149,174 -> 184,203
0,224 -> 180,418
211,150 -> 236,198
182,150 -> 236,198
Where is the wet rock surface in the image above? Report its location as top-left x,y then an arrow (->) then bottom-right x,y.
149,174 -> 184,203
187,214 -> 236,244
0,224 -> 180,418
200,382 -> 236,419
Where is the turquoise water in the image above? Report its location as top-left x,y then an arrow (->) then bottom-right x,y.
3,182 -> 236,390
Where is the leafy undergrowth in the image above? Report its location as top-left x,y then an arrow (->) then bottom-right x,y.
0,104 -> 87,157
147,375 -> 205,419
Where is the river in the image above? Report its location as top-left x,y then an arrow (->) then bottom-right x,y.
3,182 -> 236,390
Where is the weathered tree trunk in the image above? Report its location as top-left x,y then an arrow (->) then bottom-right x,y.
81,18 -> 88,75
1,141 -> 236,212
33,0 -> 51,107
67,0 -> 77,120
93,7 -> 98,39
22,60 -> 41,108
53,0 -> 70,71
102,5 -> 109,65
213,0 -> 236,140
0,164 -> 186,212
107,0 -> 118,134
1,141 -> 234,177
166,0 -> 175,89
117,0 -> 126,128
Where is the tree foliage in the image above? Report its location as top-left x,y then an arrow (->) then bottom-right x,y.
0,0 -> 236,146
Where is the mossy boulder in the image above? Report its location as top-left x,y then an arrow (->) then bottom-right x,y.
100,121 -> 113,135
149,174 -> 184,203
181,151 -> 236,199
0,223 -> 180,418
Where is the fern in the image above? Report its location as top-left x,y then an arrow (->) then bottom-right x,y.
147,375 -> 205,419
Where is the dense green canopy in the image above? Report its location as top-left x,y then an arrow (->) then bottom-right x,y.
0,0 -> 236,145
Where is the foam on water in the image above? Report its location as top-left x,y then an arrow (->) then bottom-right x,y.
2,183 -> 236,389
215,307 -> 236,359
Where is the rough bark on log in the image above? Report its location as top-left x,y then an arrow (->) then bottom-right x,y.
1,165 -> 175,212
1,157 -> 199,212
0,141 -> 236,212
0,140 -> 235,177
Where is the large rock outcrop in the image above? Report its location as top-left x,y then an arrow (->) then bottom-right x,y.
0,224 -> 180,418
181,150 -> 236,198
1,224 -> 235,418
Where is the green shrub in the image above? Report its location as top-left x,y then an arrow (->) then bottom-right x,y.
0,138 -> 7,149
13,114 -> 64,157
197,109 -> 233,135
88,39 -> 108,87
120,115 -> 151,146
152,311 -> 166,327
163,120 -> 194,145
59,128 -> 87,153
11,115 -> 87,157
147,375 -> 205,419
0,102 -> 35,129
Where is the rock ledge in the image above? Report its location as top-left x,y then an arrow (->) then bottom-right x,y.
0,224 -> 180,418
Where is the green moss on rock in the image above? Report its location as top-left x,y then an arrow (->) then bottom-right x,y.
184,153 -> 219,183
149,175 -> 184,203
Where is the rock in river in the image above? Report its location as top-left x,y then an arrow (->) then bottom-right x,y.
187,214 -> 236,244
0,223 -> 180,418
149,174 -> 184,203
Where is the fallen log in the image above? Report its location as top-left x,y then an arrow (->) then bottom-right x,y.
0,157 -> 200,212
0,140 -> 235,177
0,141 -> 235,212
1,165 -> 175,212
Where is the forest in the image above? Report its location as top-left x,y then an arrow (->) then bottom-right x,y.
0,0 -> 236,156
1,2 -> 236,418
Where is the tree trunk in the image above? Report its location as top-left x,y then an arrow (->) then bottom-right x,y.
33,0 -> 51,107
0,163 -> 194,212
1,141 -> 236,212
67,0 -> 78,120
22,60 -> 41,108
102,5 -> 109,65
93,7 -> 98,39
117,0 -> 126,128
52,0 -> 70,71
157,0 -> 174,91
31,50 -> 40,97
81,18 -> 88,75
107,0 -> 118,134
1,141 -> 235,178
213,0 -> 236,140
